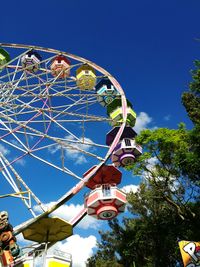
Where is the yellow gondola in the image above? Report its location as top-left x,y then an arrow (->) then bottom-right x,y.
76,64 -> 96,90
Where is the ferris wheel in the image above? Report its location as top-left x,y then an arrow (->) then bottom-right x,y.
0,43 -> 142,266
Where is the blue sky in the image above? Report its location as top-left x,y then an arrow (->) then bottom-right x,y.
1,0 -> 200,127
1,0 -> 200,266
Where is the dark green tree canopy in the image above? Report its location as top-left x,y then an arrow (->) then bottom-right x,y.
182,60 -> 200,125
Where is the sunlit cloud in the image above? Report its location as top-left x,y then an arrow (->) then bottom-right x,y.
142,157 -> 178,191
15,158 -> 26,166
0,144 -> 10,155
134,112 -> 153,133
34,202 -> 101,230
11,139 -> 25,149
16,233 -> 32,246
48,136 -> 95,165
121,184 -> 139,194
164,114 -> 171,121
16,222 -> 97,267
142,157 -> 158,180
51,234 -> 97,267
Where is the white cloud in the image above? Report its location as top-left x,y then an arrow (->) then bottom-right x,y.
142,157 -> 178,191
34,202 -> 101,230
16,233 -> 32,246
48,144 -> 59,154
17,233 -> 96,267
65,151 -> 87,165
121,184 -> 139,194
48,136 -> 95,165
142,157 -> 158,180
164,115 -> 171,121
53,234 -> 97,267
134,112 -> 152,133
11,139 -> 24,149
15,158 -> 26,166
146,157 -> 158,170
0,144 -> 10,155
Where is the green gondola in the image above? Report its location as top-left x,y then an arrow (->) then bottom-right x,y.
0,48 -> 10,66
107,98 -> 136,127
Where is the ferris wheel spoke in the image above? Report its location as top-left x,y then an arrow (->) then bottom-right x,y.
73,97 -> 97,108
28,151 -> 83,180
28,131 -> 105,162
0,126 -> 108,151
30,138 -> 108,153
1,113 -> 105,174
0,100 -> 109,167
0,157 -> 19,191
0,153 -> 45,216
0,138 -> 28,161
69,207 -> 87,227
74,99 -> 97,113
0,119 -> 31,151
36,112 -> 107,153
1,72 -> 25,104
1,86 -> 105,128
1,109 -> 39,119
8,79 -> 76,93
52,96 -> 86,121
15,95 -> 49,117
0,83 -> 49,123
1,132 -> 104,177
10,57 -> 22,84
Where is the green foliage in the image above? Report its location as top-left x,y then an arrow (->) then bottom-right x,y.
182,60 -> 200,124
133,125 -> 190,177
181,60 -> 200,181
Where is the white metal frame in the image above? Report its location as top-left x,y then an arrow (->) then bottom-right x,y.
0,43 -> 128,252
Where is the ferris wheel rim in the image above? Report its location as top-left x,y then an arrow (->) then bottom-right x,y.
0,43 -> 128,237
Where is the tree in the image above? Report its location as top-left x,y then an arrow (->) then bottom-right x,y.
181,60 -> 200,182
182,60 -> 200,125
131,125 -> 199,221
